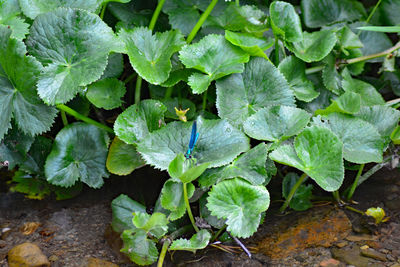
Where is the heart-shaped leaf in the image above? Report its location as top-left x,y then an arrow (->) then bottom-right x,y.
0,25 -> 57,141
282,172 -> 313,211
26,8 -> 121,104
270,1 -> 302,42
225,30 -> 273,60
270,126 -> 344,192
120,27 -> 185,85
169,229 -> 211,252
278,56 -> 319,102
111,194 -> 146,233
86,78 -> 126,110
288,30 -> 337,62
216,57 -> 295,128
137,117 -> 250,170
106,137 -> 145,176
207,178 -> 270,238
198,143 -> 271,187
114,100 -> 167,144
160,179 -> 195,221
45,122 -> 110,188
179,34 -> 250,94
243,106 -> 311,142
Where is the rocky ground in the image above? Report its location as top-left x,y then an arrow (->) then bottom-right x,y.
0,166 -> 399,267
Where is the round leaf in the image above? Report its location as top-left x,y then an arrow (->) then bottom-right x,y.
270,1 -> 302,42
86,78 -> 126,110
243,106 -> 311,142
114,99 -> 167,144
27,8 -> 120,104
270,126 -> 344,192
179,34 -> 250,94
169,229 -> 211,252
137,117 -> 250,170
206,178 -> 270,238
106,137 -> 145,176
45,122 -> 110,188
356,105 -> 400,138
216,57 -> 295,128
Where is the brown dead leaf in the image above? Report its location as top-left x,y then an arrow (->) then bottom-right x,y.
21,222 -> 41,235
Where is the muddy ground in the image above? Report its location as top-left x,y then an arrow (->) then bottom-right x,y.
0,165 -> 399,267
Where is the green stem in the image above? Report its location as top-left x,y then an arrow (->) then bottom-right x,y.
202,90 -> 208,111
345,205 -> 365,215
164,86 -> 173,99
343,41 -> 400,65
183,182 -> 199,232
280,173 -> 308,213
211,225 -> 227,242
274,37 -> 279,66
134,77 -> 142,105
235,0 -> 239,6
356,0 -> 382,36
186,0 -> 219,44
347,164 -> 364,200
157,238 -> 171,267
56,104 -> 114,134
332,190 -> 341,203
100,3 -> 107,20
305,65 -> 324,75
60,111 -> 68,126
149,0 -> 166,31
123,73 -> 136,84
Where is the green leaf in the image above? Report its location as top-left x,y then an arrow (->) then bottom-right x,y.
121,229 -> 158,266
168,153 -> 210,183
315,91 -> 361,115
100,53 -> 124,79
10,171 -> 51,200
356,105 -> 400,138
198,143 -> 271,187
20,135 -> 53,174
86,78 -> 126,110
18,0 -> 105,19
45,122 -> 110,188
243,106 -> 311,142
225,30 -> 273,60
301,0 -> 366,28
216,57 -> 295,128
282,172 -> 313,211
120,27 -> 185,85
169,229 -> 211,252
114,100 -> 167,144
179,34 -> 250,94
342,70 -> 385,106
278,56 -> 319,102
207,178 -> 270,238
163,98 -> 196,121
288,30 -> 337,62
160,179 -> 195,221
106,137 -> 145,176
0,25 -> 57,141
326,113 -> 384,164
137,117 -> 250,170
337,26 -> 363,51
199,193 -> 226,229
270,126 -> 344,192
164,7 -> 200,36
111,194 -> 146,233
357,26 -> 400,33
380,0 -> 400,26
391,126 -> 400,145
26,8 -> 120,105
270,1 -> 302,42
365,207 -> 388,224
0,0 -> 29,39
132,212 -> 168,239
322,54 -> 342,95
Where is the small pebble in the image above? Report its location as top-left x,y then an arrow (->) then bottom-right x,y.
360,247 -> 387,261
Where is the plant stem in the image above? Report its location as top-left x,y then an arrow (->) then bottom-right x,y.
157,238 -> 171,267
149,0 -> 166,31
211,225 -> 227,242
347,164 -> 365,200
274,37 -> 279,66
356,0 -> 383,36
134,76 -> 142,105
100,3 -> 107,20
183,182 -> 199,232
186,0 -> 219,44
164,86 -> 173,99
60,111 -> 68,126
345,205 -> 365,215
280,173 -> 308,213
343,41 -> 400,65
56,104 -> 114,134
332,190 -> 341,203
202,90 -> 208,111
386,98 -> 400,106
235,0 -> 239,6
123,73 -> 136,84
305,65 -> 324,75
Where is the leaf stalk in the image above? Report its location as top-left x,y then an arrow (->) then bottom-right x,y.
186,0 -> 219,44
347,163 -> 364,200
183,182 -> 200,232
280,172 -> 308,213
157,238 -> 171,267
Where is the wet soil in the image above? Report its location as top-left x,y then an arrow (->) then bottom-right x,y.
0,166 -> 399,267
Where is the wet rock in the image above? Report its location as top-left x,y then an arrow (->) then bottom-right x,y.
8,242 -> 50,267
360,247 -> 387,261
331,246 -> 369,267
257,207 -> 351,259
319,258 -> 343,267
345,234 -> 377,242
86,257 -> 119,267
